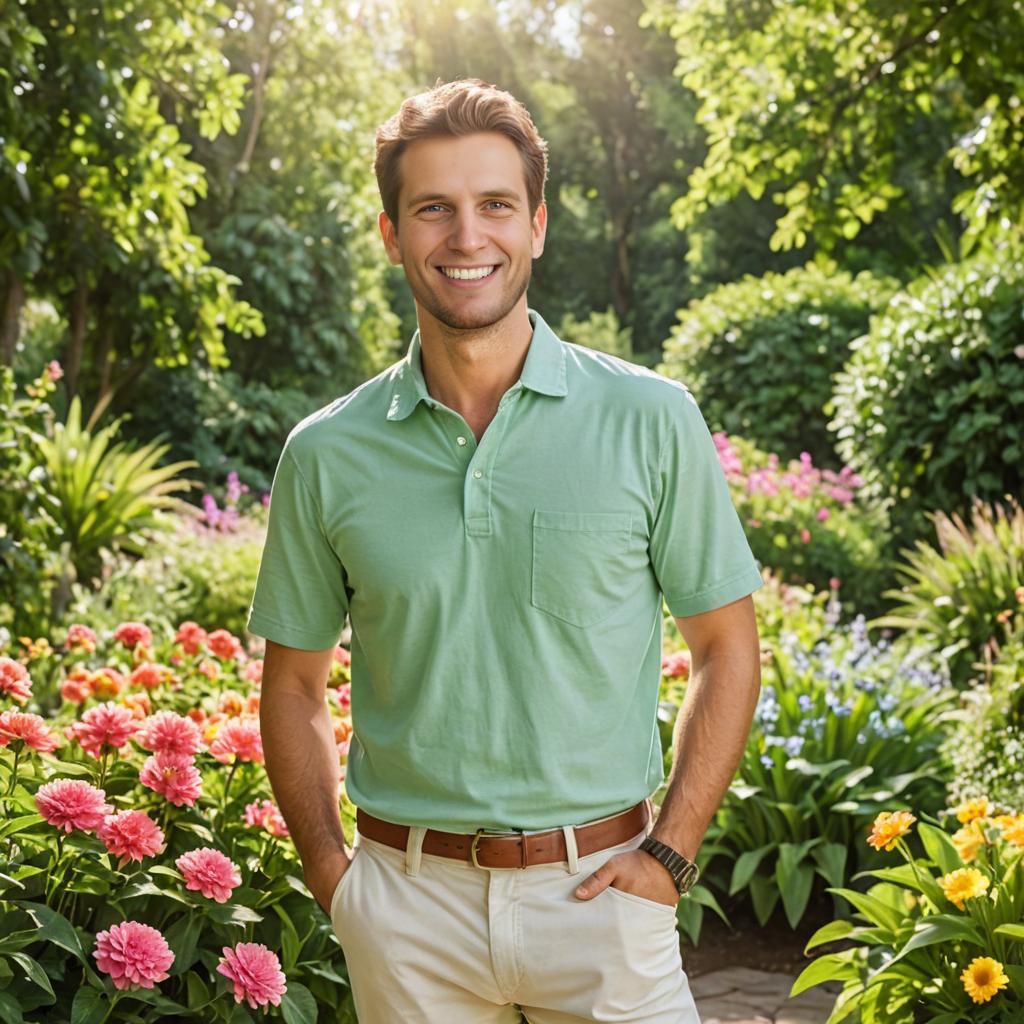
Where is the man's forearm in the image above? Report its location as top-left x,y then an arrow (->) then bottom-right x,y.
259,683 -> 348,872
649,644 -> 761,860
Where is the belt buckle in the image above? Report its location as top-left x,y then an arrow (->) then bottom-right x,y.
470,827 -> 525,869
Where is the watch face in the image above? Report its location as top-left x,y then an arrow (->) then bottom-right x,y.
677,862 -> 700,893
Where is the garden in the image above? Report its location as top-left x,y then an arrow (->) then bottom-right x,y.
2,1 -> 1023,1022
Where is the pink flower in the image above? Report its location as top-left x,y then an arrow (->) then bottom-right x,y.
35,778 -> 112,833
139,750 -> 203,807
217,942 -> 287,1010
829,577 -> 841,590
130,663 -> 171,691
334,683 -> 351,711
244,799 -> 290,838
816,507 -> 830,521
0,657 -> 32,704
94,921 -> 174,991
333,645 -> 351,668
136,710 -> 203,757
176,847 -> 242,902
46,360 -> 64,382
800,528 -> 812,544
209,719 -> 264,765
61,671 -> 93,704
174,621 -> 207,656
64,701 -> 139,758
0,710 -> 61,753
660,651 -> 691,680
97,810 -> 165,865
65,624 -> 97,653
207,629 -> 243,661
198,658 -> 220,680
243,659 -> 263,685
113,622 -> 153,650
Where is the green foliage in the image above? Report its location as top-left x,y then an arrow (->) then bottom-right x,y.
828,241 -> 1024,550
706,605 -> 952,929
874,499 -> 1024,687
944,638 -> 1024,815
715,434 -> 892,616
659,263 -> 896,466
645,0 -> 1024,252
0,365 -> 60,638
31,394 -> 197,600
796,816 -> 1024,1022
557,307 -> 634,360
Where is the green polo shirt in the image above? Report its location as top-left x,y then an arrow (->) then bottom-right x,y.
247,309 -> 762,832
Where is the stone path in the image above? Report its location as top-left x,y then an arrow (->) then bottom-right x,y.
691,966 -> 841,1024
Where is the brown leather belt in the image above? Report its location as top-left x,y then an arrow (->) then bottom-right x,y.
355,800 -> 650,869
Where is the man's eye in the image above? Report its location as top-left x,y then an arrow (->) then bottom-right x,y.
486,201 -> 509,210
420,204 -> 445,213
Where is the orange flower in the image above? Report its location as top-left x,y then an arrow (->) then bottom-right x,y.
961,956 -> 1009,1004
952,821 -> 987,863
867,810 -> 916,851
939,867 -> 989,911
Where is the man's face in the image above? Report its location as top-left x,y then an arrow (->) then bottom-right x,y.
380,132 -> 547,332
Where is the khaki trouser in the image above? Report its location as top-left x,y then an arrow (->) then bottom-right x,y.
329,809 -> 701,1023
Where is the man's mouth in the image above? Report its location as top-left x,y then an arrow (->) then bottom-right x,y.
437,265 -> 498,281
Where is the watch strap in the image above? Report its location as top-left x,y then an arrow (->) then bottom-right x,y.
638,836 -> 700,894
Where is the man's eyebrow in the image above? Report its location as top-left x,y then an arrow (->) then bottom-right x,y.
405,188 -> 523,209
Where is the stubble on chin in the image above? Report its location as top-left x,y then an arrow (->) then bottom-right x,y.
412,263 -> 532,333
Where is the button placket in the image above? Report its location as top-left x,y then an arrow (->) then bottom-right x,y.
463,388 -> 520,538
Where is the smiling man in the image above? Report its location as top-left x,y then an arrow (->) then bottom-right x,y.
248,79 -> 763,1023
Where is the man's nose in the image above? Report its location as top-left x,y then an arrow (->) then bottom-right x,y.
448,210 -> 486,253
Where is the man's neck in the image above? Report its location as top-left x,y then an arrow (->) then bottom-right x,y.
416,298 -> 534,418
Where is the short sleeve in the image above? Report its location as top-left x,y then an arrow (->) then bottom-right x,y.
246,444 -> 349,650
649,387 -> 763,617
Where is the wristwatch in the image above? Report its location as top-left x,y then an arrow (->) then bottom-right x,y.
639,836 -> 701,895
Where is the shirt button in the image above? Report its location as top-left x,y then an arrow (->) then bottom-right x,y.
457,436 -> 467,446
473,469 -> 483,479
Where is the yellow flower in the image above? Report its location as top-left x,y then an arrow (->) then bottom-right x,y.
939,867 -> 990,910
956,798 -> 992,824
961,956 -> 1009,1004
952,823 -> 986,863
1004,819 -> 1024,848
867,810 -> 916,851
991,813 -> 1019,832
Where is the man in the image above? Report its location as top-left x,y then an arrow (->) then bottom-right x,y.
248,78 -> 763,1023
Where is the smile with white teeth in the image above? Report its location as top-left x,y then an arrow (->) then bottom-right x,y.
439,265 -> 497,280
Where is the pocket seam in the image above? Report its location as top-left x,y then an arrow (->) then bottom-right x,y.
329,850 -> 360,926
605,882 -> 678,916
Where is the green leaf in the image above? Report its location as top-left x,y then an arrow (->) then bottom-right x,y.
777,858 -> 815,929
804,918 -> 857,953
729,844 -> 774,895
164,913 -> 201,976
280,981 -> 317,1024
811,842 -> 848,889
825,887 -> 900,933
0,814 -> 44,840
901,914 -> 984,954
274,905 -> 301,973
70,987 -> 106,1024
8,952 -> 54,998
917,823 -> 960,874
995,924 -> 1024,940
790,950 -> 859,996
0,989 -> 23,1024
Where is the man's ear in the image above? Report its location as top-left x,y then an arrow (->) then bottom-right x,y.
379,210 -> 402,265
531,200 -> 548,260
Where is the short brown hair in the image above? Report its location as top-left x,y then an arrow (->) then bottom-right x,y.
374,78 -> 548,225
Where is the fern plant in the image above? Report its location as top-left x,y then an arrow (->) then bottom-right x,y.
873,499 -> 1024,686
31,394 -> 198,604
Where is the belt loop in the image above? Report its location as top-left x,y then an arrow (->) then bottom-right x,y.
405,826 -> 426,876
561,825 -> 580,875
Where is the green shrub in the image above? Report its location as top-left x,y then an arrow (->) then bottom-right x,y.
716,433 -> 892,616
557,307 -> 634,360
944,637 -> 1024,813
658,262 -> 896,466
828,240 -> 1024,548
874,499 -> 1024,687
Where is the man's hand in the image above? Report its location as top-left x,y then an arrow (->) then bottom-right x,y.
573,850 -> 679,908
307,847 -> 352,916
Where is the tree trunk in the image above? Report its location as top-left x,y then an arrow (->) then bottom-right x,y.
1,269 -> 24,368
610,204 -> 634,320
64,274 -> 89,400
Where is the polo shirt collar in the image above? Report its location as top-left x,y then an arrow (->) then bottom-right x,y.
386,308 -> 567,421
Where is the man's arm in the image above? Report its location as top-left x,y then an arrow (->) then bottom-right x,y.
259,639 -> 351,914
574,593 -> 760,905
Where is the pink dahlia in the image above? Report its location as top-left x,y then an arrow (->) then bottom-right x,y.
35,778 -> 112,833
135,710 -> 202,757
65,623 -> 98,653
0,657 -> 32,704
139,750 -> 203,807
243,659 -> 263,685
0,710 -> 61,753
661,651 -> 691,680
334,683 -> 351,711
130,663 -> 171,691
209,719 -> 263,765
64,701 -> 139,758
174,621 -> 207,656
61,668 -> 93,704
217,942 -> 287,1010
333,645 -> 351,668
176,847 -> 242,902
208,629 -> 243,661
113,622 -> 153,650
243,799 -> 290,838
89,667 -> 125,699
94,921 -> 174,991
97,810 -> 165,865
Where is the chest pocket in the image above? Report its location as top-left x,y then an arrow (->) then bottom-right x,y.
531,510 -> 633,628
